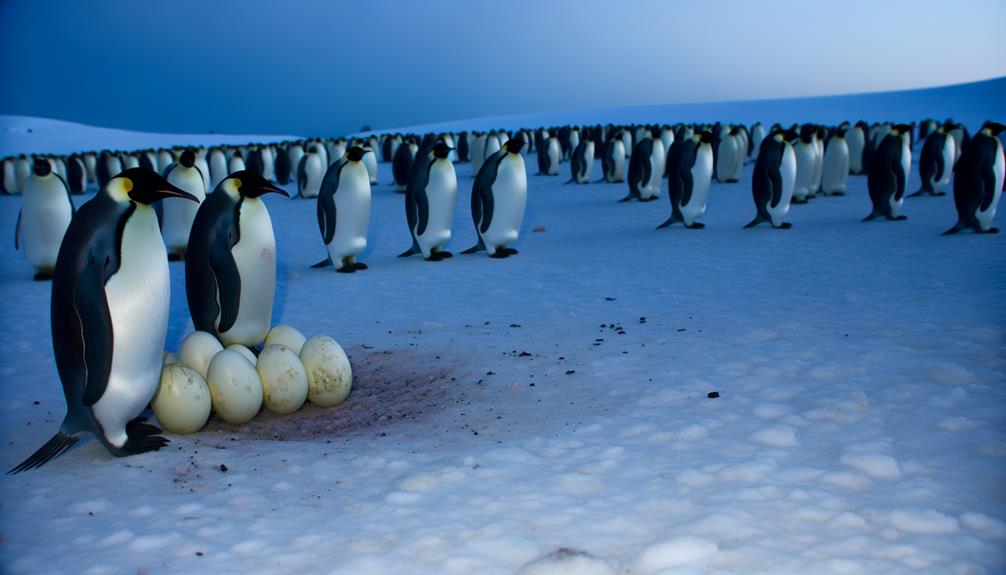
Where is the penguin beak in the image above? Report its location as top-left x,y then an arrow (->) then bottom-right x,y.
157,181 -> 199,202
240,172 -> 290,198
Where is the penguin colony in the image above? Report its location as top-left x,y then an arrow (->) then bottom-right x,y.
5,117 -> 1004,471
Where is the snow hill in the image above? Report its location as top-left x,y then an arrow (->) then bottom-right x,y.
0,79 -> 1004,575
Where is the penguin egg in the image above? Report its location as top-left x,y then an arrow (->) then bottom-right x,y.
256,344 -> 308,415
300,335 -> 353,407
226,344 -> 258,366
179,331 -> 224,379
152,364 -> 211,434
265,324 -> 307,355
206,350 -> 262,424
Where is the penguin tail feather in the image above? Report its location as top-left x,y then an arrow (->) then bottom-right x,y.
743,217 -> 764,229
310,256 -> 334,268
940,223 -> 963,236
461,244 -> 483,254
397,246 -> 419,258
8,430 -> 79,474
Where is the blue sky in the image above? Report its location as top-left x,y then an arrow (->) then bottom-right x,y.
1,0 -> 1003,136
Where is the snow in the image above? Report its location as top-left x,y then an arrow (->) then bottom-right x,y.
1,80 -> 1005,574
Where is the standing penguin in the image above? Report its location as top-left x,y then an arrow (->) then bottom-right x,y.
462,137 -> 527,258
208,148 -> 228,190
186,171 -> 288,348
273,144 -> 291,185
792,126 -> 817,204
392,138 -> 417,192
744,130 -> 797,229
228,151 -> 246,175
846,123 -> 867,174
313,147 -> 372,272
602,134 -> 627,182
566,137 -> 595,184
161,150 -> 207,261
942,122 -> 1005,235
66,155 -> 87,194
910,127 -> 955,197
15,159 -> 75,280
399,142 -> 458,260
820,128 -> 850,196
863,124 -> 912,221
620,128 -> 664,202
297,150 -> 324,199
657,131 -> 714,229
542,135 -> 561,175
9,168 -> 196,472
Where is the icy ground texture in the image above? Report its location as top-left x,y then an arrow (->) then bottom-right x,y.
2,139 -> 1005,573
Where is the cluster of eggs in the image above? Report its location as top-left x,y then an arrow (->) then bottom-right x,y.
150,325 -> 352,434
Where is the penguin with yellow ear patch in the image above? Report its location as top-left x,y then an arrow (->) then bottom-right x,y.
186,170 -> 289,347
9,168 -> 197,473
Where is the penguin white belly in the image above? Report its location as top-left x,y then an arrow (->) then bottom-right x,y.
611,141 -> 626,181
228,156 -> 245,175
288,148 -> 304,180
547,140 -> 561,175
936,138 -> 955,192
582,143 -> 595,181
641,142 -> 665,199
209,153 -> 228,189
262,149 -> 275,180
219,198 -> 276,347
847,129 -> 865,173
417,161 -> 457,257
716,138 -> 736,182
482,155 -> 527,251
809,139 -> 823,193
730,134 -> 746,180
194,156 -> 210,191
326,165 -> 371,261
793,143 -> 814,201
22,177 -> 73,273
821,140 -> 849,194
93,205 -> 169,447
770,146 -> 796,226
124,156 -> 140,170
976,140 -> 1005,231
471,136 -> 486,174
4,160 -> 16,193
363,150 -> 378,184
484,137 -> 501,162
682,147 -> 713,225
891,141 -> 911,216
622,134 -> 633,158
301,156 -> 324,199
162,168 -> 206,252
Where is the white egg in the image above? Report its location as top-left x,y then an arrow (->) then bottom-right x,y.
300,335 -> 353,407
265,324 -> 307,355
206,349 -> 262,424
152,363 -> 211,434
226,344 -> 257,366
179,331 -> 224,379
256,344 -> 308,414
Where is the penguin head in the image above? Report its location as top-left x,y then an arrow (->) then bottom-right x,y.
179,150 -> 196,168
891,124 -> 913,136
111,167 -> 197,205
345,146 -> 366,162
695,131 -> 714,145
432,142 -> 452,159
505,136 -> 525,154
32,158 -> 53,177
226,170 -> 289,198
981,121 -> 1006,136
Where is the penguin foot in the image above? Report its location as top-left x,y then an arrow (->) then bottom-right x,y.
352,262 -> 368,270
438,251 -> 453,259
8,430 -> 80,473
933,191 -> 947,197
640,196 -> 659,202
981,227 -> 999,234
32,272 -> 53,281
792,198 -> 808,204
335,265 -> 356,273
502,247 -> 518,255
686,222 -> 706,229
617,194 -> 636,203
118,417 -> 169,456
890,215 -> 908,221
489,251 -> 511,259
776,222 -> 793,229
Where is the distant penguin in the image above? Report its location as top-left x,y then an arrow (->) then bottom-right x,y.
312,146 -> 372,272
621,130 -> 633,159
566,138 -> 595,184
286,144 -> 305,183
483,133 -> 502,164
660,126 -> 675,156
910,128 -> 955,197
791,127 -> 817,204
15,159 -> 75,280
207,148 -> 227,190
847,123 -> 866,174
245,148 -> 265,177
2,157 -> 15,195
273,144 -> 291,185
155,150 -> 173,174
942,122 -> 1005,235
456,131 -> 470,162
462,137 -> 527,258
66,155 -> 87,194
744,130 -> 797,229
715,128 -> 741,183
621,129 -> 664,202
297,150 -> 324,199
658,131 -> 714,229
946,122 -> 968,165
809,127 -> 825,196
820,129 -> 850,196
602,134 -> 626,182
750,123 -> 766,162
313,142 -> 331,167
228,152 -> 246,175
83,153 -> 97,183
543,136 -> 561,175
123,155 -> 140,170
161,150 -> 206,261
96,152 -> 122,190
15,156 -> 31,194
9,168 -> 196,473
399,142 -> 457,260
186,171 -> 288,347
392,138 -> 417,192
471,132 -> 487,175
362,147 -> 378,185
863,124 -> 912,221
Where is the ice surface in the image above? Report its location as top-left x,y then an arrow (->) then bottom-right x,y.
1,80 -> 1004,574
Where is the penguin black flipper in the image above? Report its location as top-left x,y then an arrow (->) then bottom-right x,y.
14,209 -> 21,250
893,157 -> 906,202
210,232 -> 242,334
311,256 -> 334,268
76,258 -> 116,407
317,160 -> 344,245
768,162 -> 784,209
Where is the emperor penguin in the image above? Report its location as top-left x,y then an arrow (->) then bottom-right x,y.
245,147 -> 265,178
808,127 -> 825,196
83,153 -> 97,184
820,128 -> 850,196
456,131 -> 470,162
156,150 -> 174,174
186,171 -> 288,347
9,168 -> 196,473
66,155 -> 87,194
792,126 -> 817,204
462,137 -> 527,258
658,131 -> 714,229
744,130 -> 797,229
161,150 -> 207,261
946,121 -> 968,166
910,127 -> 955,197
2,157 -> 15,195
261,146 -> 276,181
602,133 -> 626,182
715,128 -> 740,183
942,122 -> 1005,235
392,137 -> 417,192
750,123 -> 766,162
207,148 -> 228,190
362,146 -> 379,185
297,150 -> 324,199
660,126 -> 676,156
543,136 -> 561,175
566,137 -> 595,184
483,133 -> 502,165
228,152 -> 246,175
471,132 -> 487,175
286,144 -> 305,184
621,130 -> 633,159
15,159 -> 75,280
399,142 -> 458,260
846,123 -> 867,174
620,128 -> 664,202
96,151 -> 122,190
313,146 -> 372,272
273,144 -> 291,185
863,125 -> 913,221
